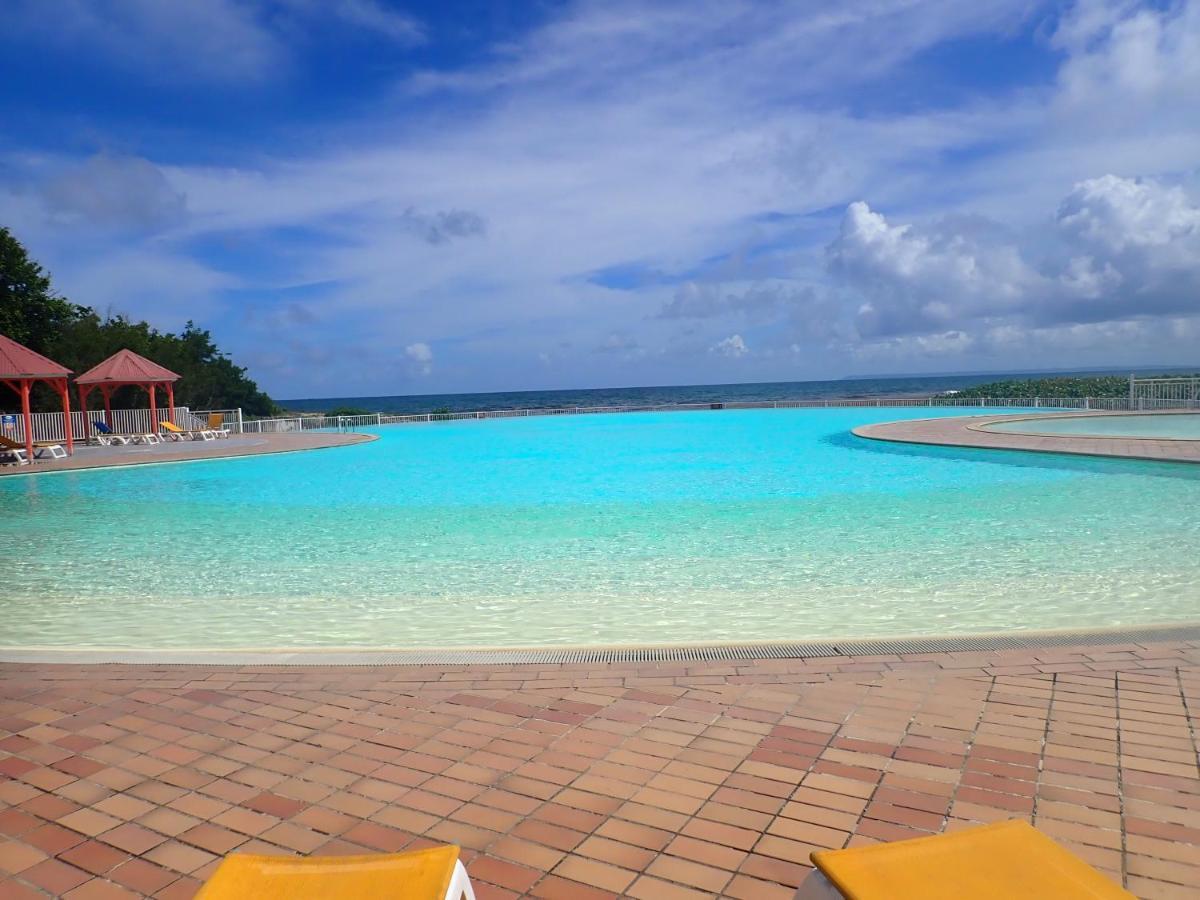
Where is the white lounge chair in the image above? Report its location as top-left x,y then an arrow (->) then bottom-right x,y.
1,446 -> 29,466
161,422 -> 215,442
0,436 -> 63,461
206,414 -> 231,438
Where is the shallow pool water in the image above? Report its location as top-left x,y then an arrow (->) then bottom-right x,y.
987,412 -> 1200,439
2,407 -> 1198,648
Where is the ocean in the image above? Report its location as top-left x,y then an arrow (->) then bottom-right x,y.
281,371 -> 1105,415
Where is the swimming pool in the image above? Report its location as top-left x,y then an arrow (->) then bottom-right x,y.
986,412 -> 1200,440
2,407 -> 1198,649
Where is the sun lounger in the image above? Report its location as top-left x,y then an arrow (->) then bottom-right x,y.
207,413 -> 231,437
794,819 -> 1132,899
93,421 -> 159,445
197,845 -> 476,900
160,421 -> 215,442
0,435 -> 66,460
92,421 -> 129,445
0,446 -> 29,466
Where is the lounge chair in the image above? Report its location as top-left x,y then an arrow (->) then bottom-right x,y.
161,421 -> 215,442
794,819 -> 1132,899
0,446 -> 28,466
0,434 -> 66,460
92,421 -> 129,445
197,845 -> 476,900
93,421 -> 159,445
207,413 -> 231,437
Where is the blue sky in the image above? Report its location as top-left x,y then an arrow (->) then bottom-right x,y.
1,0 -> 1198,399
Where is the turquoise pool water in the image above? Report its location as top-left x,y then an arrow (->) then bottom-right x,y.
2,407 -> 1198,649
988,412 -> 1200,439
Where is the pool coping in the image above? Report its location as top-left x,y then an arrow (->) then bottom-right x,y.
968,409 -> 1200,442
4,620 -> 1199,666
854,412 -> 1200,464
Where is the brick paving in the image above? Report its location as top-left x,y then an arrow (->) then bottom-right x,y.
2,642 -> 1199,899
855,413 -> 1200,464
0,432 -> 375,477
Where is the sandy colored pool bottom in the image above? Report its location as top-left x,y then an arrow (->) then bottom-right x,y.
854,411 -> 1200,464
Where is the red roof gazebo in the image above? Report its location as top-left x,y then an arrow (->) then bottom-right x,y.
76,349 -> 180,440
0,333 -> 74,458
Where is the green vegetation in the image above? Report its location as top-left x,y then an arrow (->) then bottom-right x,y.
950,376 -> 1131,399
0,226 -> 278,416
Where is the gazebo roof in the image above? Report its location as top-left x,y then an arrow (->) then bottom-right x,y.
76,349 -> 180,385
0,333 -> 72,380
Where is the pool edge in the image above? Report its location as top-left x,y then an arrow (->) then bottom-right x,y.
3,620 -> 1198,666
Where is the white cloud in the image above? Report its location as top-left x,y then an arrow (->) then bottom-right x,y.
711,334 -> 749,358
404,342 -> 433,375
827,172 -> 1200,364
1056,174 -> 1200,253
827,201 -> 1039,338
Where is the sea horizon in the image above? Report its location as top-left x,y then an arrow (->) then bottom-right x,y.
279,366 -> 1183,415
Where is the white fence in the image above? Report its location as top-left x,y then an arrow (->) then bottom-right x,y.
3,406 -> 194,443
9,390 -> 1198,444
236,394 -> 1200,435
1131,374 -> 1200,405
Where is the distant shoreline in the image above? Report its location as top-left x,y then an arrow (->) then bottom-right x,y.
277,370 -> 1193,416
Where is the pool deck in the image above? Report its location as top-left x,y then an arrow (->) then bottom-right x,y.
0,432 -> 376,477
3,640 -> 1199,898
854,411 -> 1200,464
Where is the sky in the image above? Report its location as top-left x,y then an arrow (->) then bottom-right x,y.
1,0 -> 1198,399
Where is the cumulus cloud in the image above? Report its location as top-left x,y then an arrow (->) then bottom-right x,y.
827,201 -> 1038,338
711,334 -> 749,358
40,154 -> 187,230
404,341 -> 433,375
1056,174 -> 1200,254
827,172 -> 1200,361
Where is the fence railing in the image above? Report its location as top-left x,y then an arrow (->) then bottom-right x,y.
1131,374 -> 1200,405
234,394 -> 1200,435
2,406 -> 194,443
9,393 -> 1197,444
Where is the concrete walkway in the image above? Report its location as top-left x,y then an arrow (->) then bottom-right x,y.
2,640 -> 1198,898
854,412 -> 1200,464
0,432 -> 375,477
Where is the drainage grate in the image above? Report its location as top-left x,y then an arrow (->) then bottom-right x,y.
3,623 -> 1199,666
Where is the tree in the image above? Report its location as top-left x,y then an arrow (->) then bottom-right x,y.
1,226 -> 279,416
0,226 -> 87,355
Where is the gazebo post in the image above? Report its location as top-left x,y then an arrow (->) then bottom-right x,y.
19,379 -> 33,459
55,378 -> 73,454
166,383 -> 176,425
148,382 -> 159,433
102,385 -> 113,429
79,384 -> 89,440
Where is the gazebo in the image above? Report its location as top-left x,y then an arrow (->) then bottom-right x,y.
76,349 -> 180,440
0,333 -> 74,458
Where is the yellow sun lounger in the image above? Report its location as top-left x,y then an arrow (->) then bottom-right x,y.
160,420 -> 215,441
795,820 -> 1133,899
196,845 -> 476,900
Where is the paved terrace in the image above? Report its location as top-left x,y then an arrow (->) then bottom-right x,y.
0,432 -> 375,477
2,642 -> 1199,899
855,412 -> 1200,464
